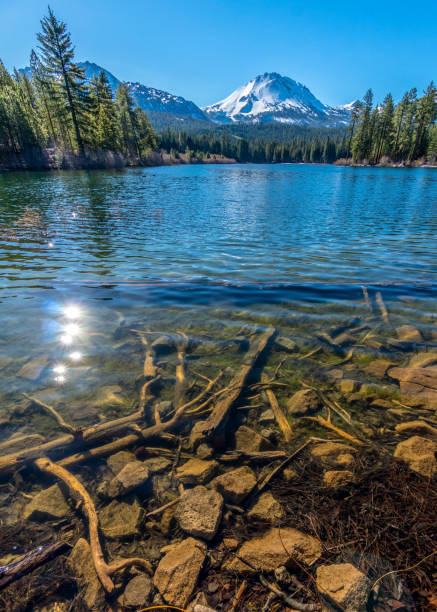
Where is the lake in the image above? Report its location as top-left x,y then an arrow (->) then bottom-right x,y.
1,163 -> 437,610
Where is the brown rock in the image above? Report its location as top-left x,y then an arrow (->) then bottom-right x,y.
311,442 -> 357,468
365,359 -> 394,379
68,538 -> 105,610
275,336 -> 297,352
143,457 -> 172,473
409,352 -> 437,368
259,408 -> 275,424
396,325 -> 423,343
222,537 -> 239,550
394,435 -> 437,477
247,492 -> 283,521
122,574 -> 153,609
176,486 -> 223,541
234,425 -> 273,452
176,458 -> 218,485
323,470 -> 354,488
105,461 -> 149,497
196,443 -> 214,459
225,527 -> 321,573
340,379 -> 358,394
107,450 -> 137,474
153,537 -> 206,607
287,389 -> 321,416
388,366 -> 437,408
99,500 -> 143,539
23,484 -> 69,522
395,420 -> 437,436
210,466 -> 257,503
316,563 -> 370,612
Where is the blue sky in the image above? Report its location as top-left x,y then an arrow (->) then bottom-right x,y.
1,0 -> 436,107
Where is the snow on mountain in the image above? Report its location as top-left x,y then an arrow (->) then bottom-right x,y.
203,72 -> 352,127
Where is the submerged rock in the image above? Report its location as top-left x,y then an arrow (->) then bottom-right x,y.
143,456 -> 172,473
122,574 -> 153,609
224,527 -> 322,573
99,499 -> 143,538
340,379 -> 359,394
68,538 -> 105,611
153,537 -> 207,607
311,442 -> 357,468
234,425 -> 273,452
275,336 -> 297,352
287,389 -> 321,416
316,563 -> 371,612
259,408 -> 275,424
107,450 -> 137,474
409,352 -> 437,368
176,458 -> 218,485
23,484 -> 70,522
365,359 -> 395,379
176,485 -> 223,540
210,466 -> 257,503
388,366 -> 437,408
247,492 -> 283,521
105,461 -> 149,497
394,435 -> 437,477
396,325 -> 423,343
17,356 -> 48,380
323,470 -> 354,488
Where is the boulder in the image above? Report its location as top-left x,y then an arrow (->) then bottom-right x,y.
388,366 -> 437,408
394,435 -> 437,478
287,389 -> 321,416
259,408 -> 275,424
106,450 -> 136,474
224,527 -> 321,573
17,356 -> 48,380
323,470 -> 354,488
143,456 -> 172,473
176,458 -> 218,485
316,563 -> 371,612
68,538 -> 105,610
105,461 -> 149,497
122,574 -> 153,609
210,466 -> 257,503
234,425 -> 273,452
23,484 -> 70,522
247,492 -> 283,521
153,537 -> 206,607
176,486 -> 223,541
99,500 -> 143,539
311,442 -> 357,468
365,359 -> 394,379
340,379 -> 358,394
396,325 -> 423,343
275,336 -> 297,352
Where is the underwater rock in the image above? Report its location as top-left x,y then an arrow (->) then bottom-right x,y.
409,352 -> 437,368
287,389 -> 321,416
107,450 -> 137,474
396,325 -> 423,343
259,408 -> 275,424
122,574 -> 153,609
17,356 -> 49,381
365,359 -> 395,379
224,527 -> 322,573
275,336 -> 297,352
143,456 -> 172,473
152,335 -> 175,353
395,420 -> 437,437
247,492 -> 283,521
394,435 -> 437,477
316,563 -> 371,612
105,461 -> 149,497
176,485 -> 223,540
234,425 -> 273,452
176,458 -> 218,485
210,465 -> 257,503
340,379 -> 359,394
68,538 -> 105,611
153,537 -> 207,607
311,442 -> 357,468
196,443 -> 214,459
99,499 -> 143,538
23,484 -> 70,522
388,366 -> 437,409
323,470 -> 354,488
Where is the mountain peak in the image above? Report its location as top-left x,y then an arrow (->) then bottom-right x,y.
203,72 -> 350,127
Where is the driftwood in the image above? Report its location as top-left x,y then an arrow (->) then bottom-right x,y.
263,380 -> 293,443
191,326 -> 276,446
23,394 -> 78,435
34,457 -> 152,593
375,291 -> 390,324
0,541 -> 72,591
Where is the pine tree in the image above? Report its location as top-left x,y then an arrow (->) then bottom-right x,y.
352,89 -> 373,162
410,82 -> 437,161
37,7 -> 89,153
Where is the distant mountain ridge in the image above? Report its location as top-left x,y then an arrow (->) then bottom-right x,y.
19,62 -> 355,129
203,72 -> 353,127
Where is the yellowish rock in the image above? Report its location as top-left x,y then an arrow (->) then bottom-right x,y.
394,435 -> 437,477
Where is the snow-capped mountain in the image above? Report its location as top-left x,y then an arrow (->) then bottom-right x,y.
79,62 -> 207,121
203,72 -> 353,127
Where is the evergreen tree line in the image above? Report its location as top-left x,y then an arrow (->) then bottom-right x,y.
160,84 -> 437,165
0,8 -> 156,159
